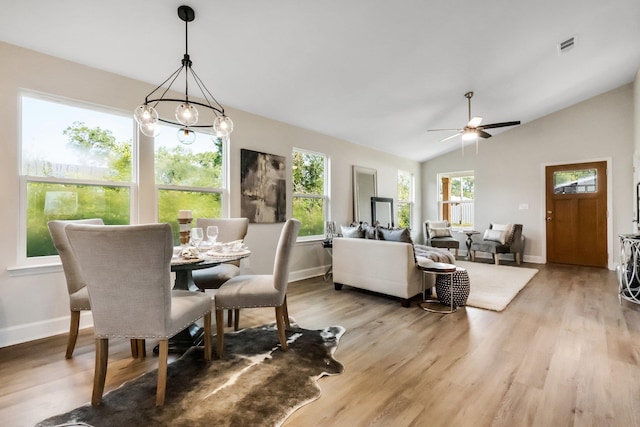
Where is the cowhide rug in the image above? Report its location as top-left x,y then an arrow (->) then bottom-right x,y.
37,322 -> 345,427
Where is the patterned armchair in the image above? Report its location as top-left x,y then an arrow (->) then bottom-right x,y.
471,223 -> 524,265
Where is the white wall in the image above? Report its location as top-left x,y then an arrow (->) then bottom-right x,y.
0,42 -> 421,347
633,68 -> 640,231
422,83 -> 635,267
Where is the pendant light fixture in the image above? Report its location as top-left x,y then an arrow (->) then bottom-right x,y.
134,5 -> 233,144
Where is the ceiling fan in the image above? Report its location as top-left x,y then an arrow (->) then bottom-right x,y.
428,91 -> 521,153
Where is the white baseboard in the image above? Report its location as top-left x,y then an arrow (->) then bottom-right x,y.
0,311 -> 93,348
289,265 -> 329,282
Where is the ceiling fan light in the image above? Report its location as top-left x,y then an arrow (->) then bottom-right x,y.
462,131 -> 477,141
175,103 -> 199,126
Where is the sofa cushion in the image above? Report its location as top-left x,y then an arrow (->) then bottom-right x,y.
341,224 -> 365,238
378,227 -> 412,243
362,223 -> 379,239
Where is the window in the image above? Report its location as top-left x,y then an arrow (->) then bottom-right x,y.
20,93 -> 134,260
438,171 -> 474,228
292,149 -> 329,238
20,92 -> 230,261
155,125 -> 225,244
397,170 -> 414,229
553,168 -> 597,194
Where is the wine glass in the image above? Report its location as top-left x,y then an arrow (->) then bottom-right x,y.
206,226 -> 219,243
190,227 -> 204,248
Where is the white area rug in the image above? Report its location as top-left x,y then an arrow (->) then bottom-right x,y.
456,260 -> 539,311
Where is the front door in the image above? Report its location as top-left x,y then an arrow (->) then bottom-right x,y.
545,161 -> 607,267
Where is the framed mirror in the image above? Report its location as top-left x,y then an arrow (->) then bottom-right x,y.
371,197 -> 394,228
353,166 -> 377,223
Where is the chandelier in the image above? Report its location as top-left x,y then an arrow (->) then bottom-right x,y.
133,5 -> 233,144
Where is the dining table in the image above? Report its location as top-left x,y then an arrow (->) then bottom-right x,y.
162,248 -> 251,353
171,249 -> 250,292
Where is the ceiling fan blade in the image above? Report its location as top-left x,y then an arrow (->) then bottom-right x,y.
467,116 -> 483,127
439,132 -> 462,142
428,128 -> 462,132
477,130 -> 492,139
478,120 -> 521,130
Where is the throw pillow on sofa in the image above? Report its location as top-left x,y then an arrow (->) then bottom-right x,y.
340,224 -> 365,238
378,227 -> 413,243
378,227 -> 416,262
361,222 -> 379,239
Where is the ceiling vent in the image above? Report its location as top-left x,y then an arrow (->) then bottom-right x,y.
557,35 -> 576,55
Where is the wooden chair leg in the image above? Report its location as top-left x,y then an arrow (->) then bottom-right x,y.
275,305 -> 288,352
156,339 -> 168,406
494,254 -> 500,265
283,297 -> 291,329
138,339 -> 146,358
66,311 -> 81,359
215,309 -> 225,358
92,338 -> 109,406
516,252 -> 521,265
227,309 -> 233,327
203,312 -> 212,361
233,309 -> 240,331
471,250 -> 476,261
130,339 -> 138,358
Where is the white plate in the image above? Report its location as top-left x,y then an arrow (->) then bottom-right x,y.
206,248 -> 251,257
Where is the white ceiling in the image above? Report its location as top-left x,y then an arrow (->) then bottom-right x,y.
1,0 -> 639,161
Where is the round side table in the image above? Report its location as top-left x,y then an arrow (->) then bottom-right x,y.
417,261 -> 458,314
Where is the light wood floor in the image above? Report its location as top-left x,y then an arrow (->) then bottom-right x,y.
2,261 -> 640,426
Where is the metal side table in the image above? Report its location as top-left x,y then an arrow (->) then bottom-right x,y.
417,261 -> 458,314
322,240 -> 333,282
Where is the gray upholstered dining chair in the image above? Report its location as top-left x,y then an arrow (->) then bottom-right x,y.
192,218 -> 249,329
214,218 -> 300,358
65,223 -> 212,406
48,218 -> 107,359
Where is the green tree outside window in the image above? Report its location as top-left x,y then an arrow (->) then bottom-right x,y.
292,150 -> 327,237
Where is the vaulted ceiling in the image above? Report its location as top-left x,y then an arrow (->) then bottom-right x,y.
1,0 -> 638,161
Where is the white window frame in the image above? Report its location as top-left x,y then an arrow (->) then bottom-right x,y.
437,170 -> 474,230
292,148 -> 330,241
153,126 -> 229,221
397,170 -> 414,229
17,91 -> 136,268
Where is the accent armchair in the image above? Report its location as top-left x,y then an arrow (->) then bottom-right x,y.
424,220 -> 460,256
65,223 -> 212,406
471,223 -> 524,265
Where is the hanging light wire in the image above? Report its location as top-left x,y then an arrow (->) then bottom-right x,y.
133,5 -> 233,143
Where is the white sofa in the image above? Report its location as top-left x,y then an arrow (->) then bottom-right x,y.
332,237 -> 455,307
